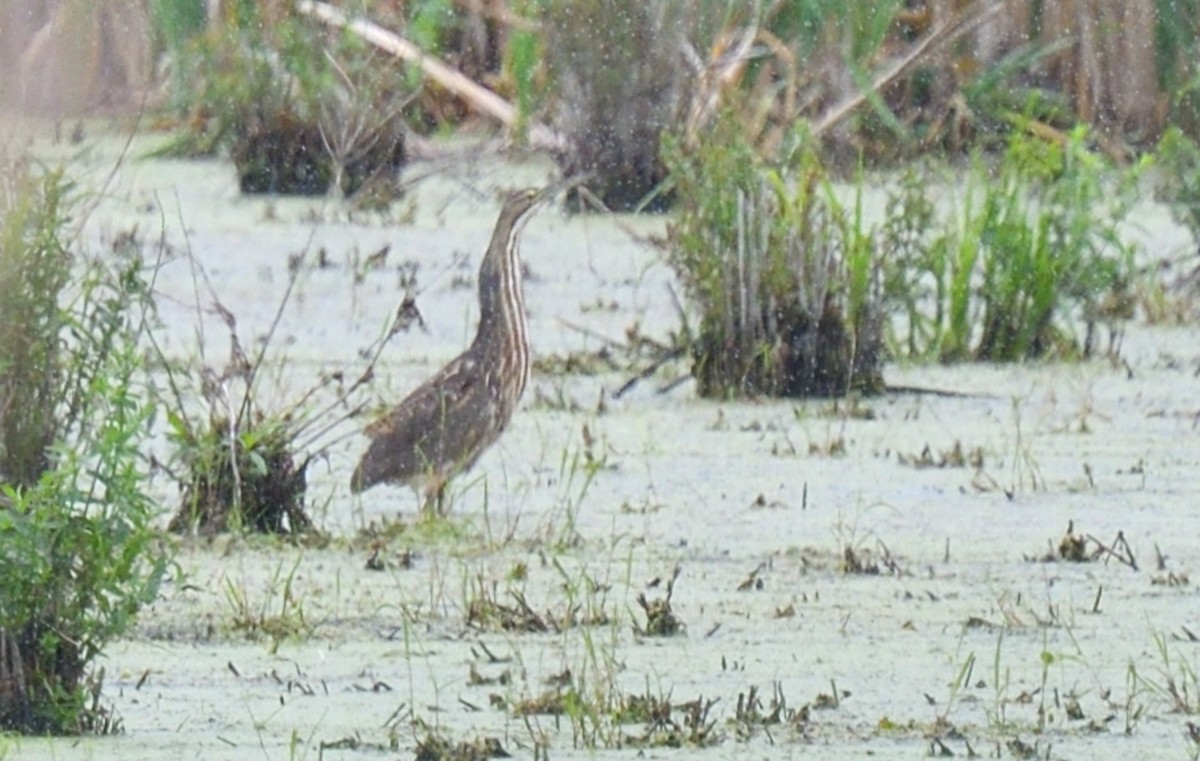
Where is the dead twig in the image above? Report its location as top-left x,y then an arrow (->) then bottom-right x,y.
1089,531 -> 1138,571
613,347 -> 685,399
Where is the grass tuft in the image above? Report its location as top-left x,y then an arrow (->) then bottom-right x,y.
665,112 -> 886,398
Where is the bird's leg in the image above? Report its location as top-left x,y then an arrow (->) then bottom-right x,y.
434,483 -> 447,515
421,475 -> 449,515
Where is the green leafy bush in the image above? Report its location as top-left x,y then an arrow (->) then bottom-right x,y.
1155,127 -> 1200,252
0,161 -> 167,733
0,163 -> 72,488
156,265 -> 358,536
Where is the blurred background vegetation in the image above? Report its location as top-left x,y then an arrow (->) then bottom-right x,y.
2,0 -> 1199,398
2,1 -> 1196,158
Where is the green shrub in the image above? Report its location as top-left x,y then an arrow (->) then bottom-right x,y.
155,266 -> 350,536
882,126 -> 1142,361
0,161 -> 167,733
0,162 -> 72,489
165,404 -> 312,535
1155,126 -> 1200,251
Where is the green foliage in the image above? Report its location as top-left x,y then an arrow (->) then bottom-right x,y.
882,127 -> 1142,361
156,326 -> 313,535
153,258 -> 345,535
664,112 -> 885,397
406,0 -> 455,56
844,0 -> 903,65
0,163 -> 72,489
505,0 -> 542,139
147,0 -> 206,54
159,10 -> 409,198
165,407 -> 309,534
1129,630 -> 1200,715
1155,0 -> 1200,132
878,167 -> 941,357
961,45 -> 1073,135
1155,126 -> 1200,249
159,17 -> 319,157
765,0 -> 897,65
224,556 -> 312,653
0,162 -> 167,734
670,108 -> 1138,381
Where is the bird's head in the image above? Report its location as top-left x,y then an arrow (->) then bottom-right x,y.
497,187 -> 543,230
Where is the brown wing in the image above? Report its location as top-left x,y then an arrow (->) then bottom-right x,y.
352,352 -> 494,492
363,351 -> 478,438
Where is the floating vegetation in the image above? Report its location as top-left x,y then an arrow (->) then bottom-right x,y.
635,567 -> 684,637
625,695 -> 721,748
897,441 -> 984,469
414,732 -> 509,761
463,568 -> 609,634
1025,521 -> 1138,568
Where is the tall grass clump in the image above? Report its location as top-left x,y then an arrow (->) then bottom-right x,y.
160,284 -> 315,536
160,7 -> 410,199
664,112 -> 885,398
0,159 -> 167,733
883,126 -> 1142,361
0,169 -> 71,488
163,387 -> 314,536
157,252 -> 376,535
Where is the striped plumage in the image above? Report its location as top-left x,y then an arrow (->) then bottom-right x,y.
350,188 -> 542,510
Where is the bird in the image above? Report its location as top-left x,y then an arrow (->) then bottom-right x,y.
350,187 -> 545,512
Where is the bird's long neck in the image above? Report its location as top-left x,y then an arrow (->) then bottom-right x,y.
475,214 -> 530,397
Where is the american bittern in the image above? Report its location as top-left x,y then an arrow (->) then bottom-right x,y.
350,188 -> 544,510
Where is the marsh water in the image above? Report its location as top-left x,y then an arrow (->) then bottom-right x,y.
3,125 -> 1200,759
